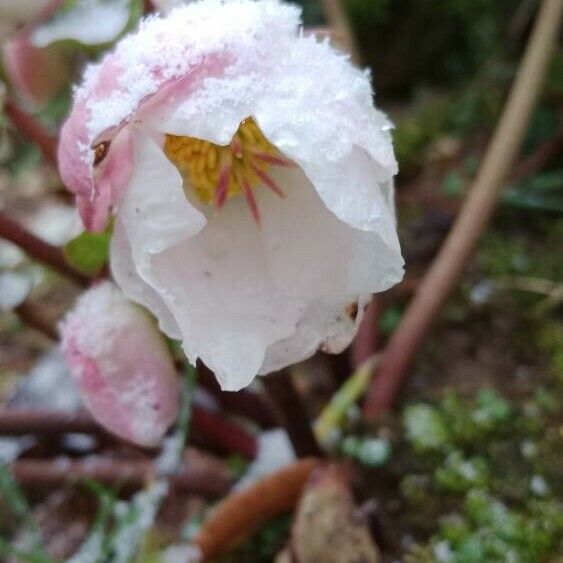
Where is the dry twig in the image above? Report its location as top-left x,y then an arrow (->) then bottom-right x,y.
364,0 -> 563,419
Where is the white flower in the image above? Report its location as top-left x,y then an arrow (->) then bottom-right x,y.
58,0 -> 404,391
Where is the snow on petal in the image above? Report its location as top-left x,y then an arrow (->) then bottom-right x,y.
60,282 -> 180,447
61,0 -> 404,391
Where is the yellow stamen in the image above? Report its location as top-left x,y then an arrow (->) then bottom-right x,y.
164,118 -> 288,209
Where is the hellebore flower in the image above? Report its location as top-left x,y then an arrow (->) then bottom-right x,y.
60,282 -> 180,446
58,0 -> 404,391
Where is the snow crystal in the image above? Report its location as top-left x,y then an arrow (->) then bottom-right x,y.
0,271 -> 31,311
60,282 -> 135,361
0,436 -> 35,464
67,528 -> 104,563
9,349 -> 81,412
61,433 -> 97,453
235,428 -> 295,490
75,0 -> 395,184
162,544 -> 202,563
111,480 -> 169,563
0,240 -> 24,268
434,541 -> 454,562
79,0 -> 301,141
530,474 -> 550,497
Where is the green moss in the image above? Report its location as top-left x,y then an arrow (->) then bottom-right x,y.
401,387 -> 563,561
434,452 -> 489,493
403,404 -> 450,453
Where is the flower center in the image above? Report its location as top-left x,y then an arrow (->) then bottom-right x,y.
164,118 -> 291,224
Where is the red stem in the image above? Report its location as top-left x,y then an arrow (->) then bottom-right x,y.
10,457 -> 232,496
4,97 -> 58,166
192,407 -> 258,459
263,371 -> 323,458
0,408 -> 257,460
0,211 -> 88,286
197,363 -> 279,429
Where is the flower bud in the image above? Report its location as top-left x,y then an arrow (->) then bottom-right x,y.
60,282 -> 180,447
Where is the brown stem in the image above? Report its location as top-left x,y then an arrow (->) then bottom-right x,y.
9,456 -> 232,497
0,408 -> 257,459
0,410 -> 101,435
0,211 -> 89,286
14,300 -> 58,340
194,458 -> 320,561
263,371 -> 323,458
4,97 -> 58,166
197,363 -> 279,429
363,0 -> 563,420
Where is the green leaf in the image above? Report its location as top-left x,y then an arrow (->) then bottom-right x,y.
31,0 -> 142,48
64,230 -> 110,276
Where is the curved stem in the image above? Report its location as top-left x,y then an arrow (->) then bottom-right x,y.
4,97 -> 58,167
0,210 -> 89,286
363,0 -> 563,420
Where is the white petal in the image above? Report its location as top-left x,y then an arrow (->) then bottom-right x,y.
110,221 -> 181,339
113,130 -> 402,390
146,31 -> 399,236
259,295 -> 371,375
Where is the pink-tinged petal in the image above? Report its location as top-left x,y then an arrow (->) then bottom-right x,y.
58,98 -> 93,198
58,49 -> 225,232
60,282 -> 180,447
58,103 -> 134,231
2,34 -> 67,105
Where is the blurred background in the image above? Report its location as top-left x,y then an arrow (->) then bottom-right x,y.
0,1 -> 562,561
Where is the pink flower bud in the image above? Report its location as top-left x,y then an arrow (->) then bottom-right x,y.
60,282 -> 180,447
